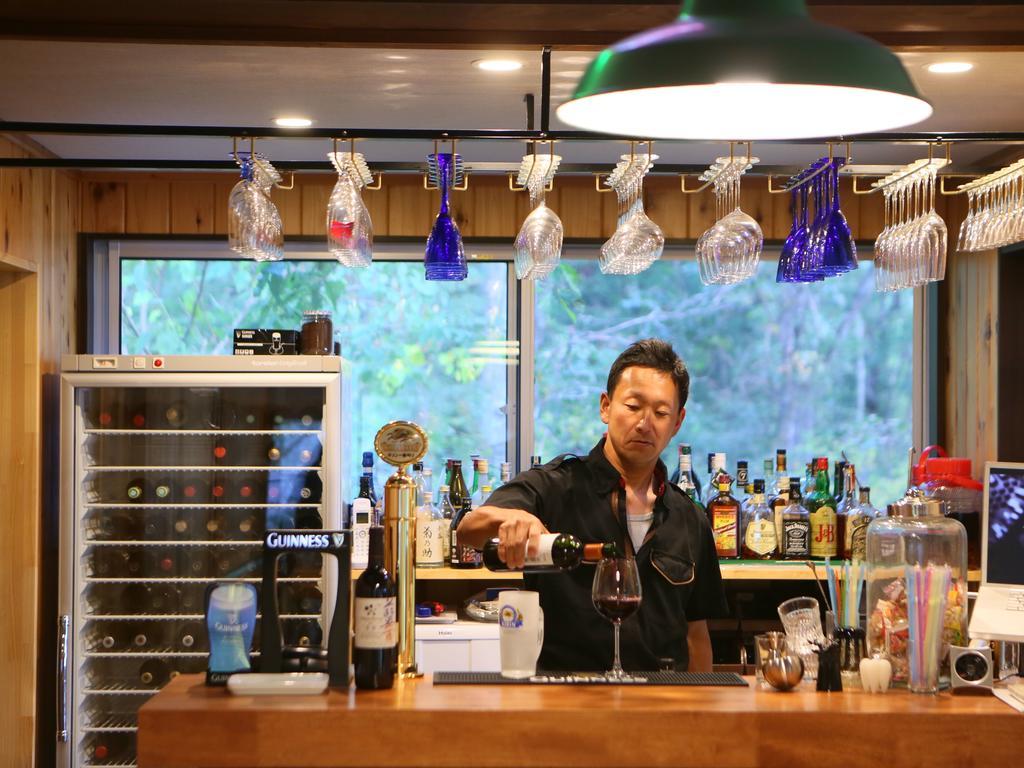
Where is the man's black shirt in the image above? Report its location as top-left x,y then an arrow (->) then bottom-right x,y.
484,438 -> 728,672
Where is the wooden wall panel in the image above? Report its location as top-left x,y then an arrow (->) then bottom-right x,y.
0,269 -> 40,768
81,180 -> 126,233
0,132 -> 80,768
169,181 -> 215,235
78,169 -> 922,245
125,179 -> 171,234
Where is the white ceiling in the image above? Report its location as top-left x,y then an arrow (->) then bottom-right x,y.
1,40 -> 1021,168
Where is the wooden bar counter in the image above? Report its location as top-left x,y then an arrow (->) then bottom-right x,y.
138,674 -> 1019,768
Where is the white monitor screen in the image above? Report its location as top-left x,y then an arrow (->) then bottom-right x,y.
985,465 -> 1024,586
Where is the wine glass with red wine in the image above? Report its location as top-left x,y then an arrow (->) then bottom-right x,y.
591,557 -> 642,680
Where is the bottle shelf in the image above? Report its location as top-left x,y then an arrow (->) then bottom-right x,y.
84,576 -> 319,584
84,614 -> 315,621
82,683 -> 158,695
84,649 -> 261,659
352,564 -> 984,582
85,503 -> 321,509
83,716 -> 138,732
85,466 -> 322,472
84,429 -> 322,436
83,761 -> 136,768
85,541 -> 263,547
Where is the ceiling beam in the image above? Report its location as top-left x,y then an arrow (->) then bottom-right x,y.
2,2 -> 1024,51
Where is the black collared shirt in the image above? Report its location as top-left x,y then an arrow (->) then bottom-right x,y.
485,438 -> 728,672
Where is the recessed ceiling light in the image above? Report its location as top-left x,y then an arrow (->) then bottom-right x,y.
473,59 -> 523,72
386,54 -> 410,61
927,61 -> 973,74
274,117 -> 313,128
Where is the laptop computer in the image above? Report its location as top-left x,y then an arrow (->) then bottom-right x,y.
969,462 -> 1024,642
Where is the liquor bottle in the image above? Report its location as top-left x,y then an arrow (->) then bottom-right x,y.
806,457 -> 837,559
176,620 -> 207,651
803,461 -> 816,498
178,548 -> 208,578
774,449 -> 789,496
236,514 -> 258,537
846,486 -> 878,562
168,511 -> 192,540
499,462 -> 511,487
706,472 -> 740,559
411,462 -> 425,506
415,490 -> 445,568
285,618 -> 323,648
735,461 -> 749,493
88,510 -> 138,541
703,452 -> 726,504
355,473 -> 375,520
421,467 -> 433,504
530,455 -> 543,468
450,499 -> 482,569
204,511 -> 227,541
471,459 -> 491,507
145,548 -> 177,578
470,455 -> 482,497
438,484 -> 455,564
84,625 -> 132,652
138,658 -> 172,686
836,463 -> 859,559
444,458 -> 454,487
180,475 -> 209,503
125,477 -> 146,503
483,534 -> 619,572
148,584 -> 177,613
448,460 -> 469,511
354,526 -> 397,690
832,460 -> 848,514
163,400 -> 188,428
674,445 -> 702,508
150,475 -> 175,505
742,480 -> 778,560
779,480 -> 811,559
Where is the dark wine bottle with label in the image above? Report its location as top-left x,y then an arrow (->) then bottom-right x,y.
482,535 -> 620,572
354,526 -> 397,690
450,499 -> 482,569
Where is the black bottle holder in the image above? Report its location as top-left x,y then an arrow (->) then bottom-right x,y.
258,529 -> 351,687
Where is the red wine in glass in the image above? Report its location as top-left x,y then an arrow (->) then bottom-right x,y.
594,595 -> 642,622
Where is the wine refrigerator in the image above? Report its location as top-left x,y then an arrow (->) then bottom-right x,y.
57,355 -> 344,767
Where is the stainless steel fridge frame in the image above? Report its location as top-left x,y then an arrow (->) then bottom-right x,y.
57,355 -> 344,768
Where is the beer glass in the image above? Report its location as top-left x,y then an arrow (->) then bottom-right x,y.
498,590 -> 544,679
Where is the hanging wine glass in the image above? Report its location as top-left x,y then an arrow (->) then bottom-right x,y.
600,152 -> 663,275
228,151 -> 256,258
327,149 -> 374,268
424,151 -> 467,281
514,147 -> 563,280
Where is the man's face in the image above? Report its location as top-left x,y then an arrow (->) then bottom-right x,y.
600,366 -> 685,469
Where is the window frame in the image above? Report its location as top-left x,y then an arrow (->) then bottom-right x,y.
88,237 -> 935,474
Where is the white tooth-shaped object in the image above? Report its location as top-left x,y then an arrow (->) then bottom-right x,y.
860,657 -> 892,693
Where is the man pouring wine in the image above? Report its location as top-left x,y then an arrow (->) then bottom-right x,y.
457,339 -> 728,673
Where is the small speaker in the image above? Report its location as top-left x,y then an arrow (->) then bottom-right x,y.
949,645 -> 994,694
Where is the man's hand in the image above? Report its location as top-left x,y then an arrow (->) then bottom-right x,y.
456,505 -> 548,569
496,509 -> 549,570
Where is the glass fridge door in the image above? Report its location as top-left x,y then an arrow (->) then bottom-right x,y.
72,383 -> 331,767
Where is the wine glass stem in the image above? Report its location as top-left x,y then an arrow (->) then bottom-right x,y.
612,620 -> 623,676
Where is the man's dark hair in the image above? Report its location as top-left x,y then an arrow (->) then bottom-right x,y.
606,338 -> 690,410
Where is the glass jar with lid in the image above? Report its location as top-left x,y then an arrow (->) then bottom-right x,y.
300,310 -> 333,355
864,490 -> 967,689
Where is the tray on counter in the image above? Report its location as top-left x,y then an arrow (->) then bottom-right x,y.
432,671 -> 748,687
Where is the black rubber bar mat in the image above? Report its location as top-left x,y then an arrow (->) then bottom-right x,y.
432,671 -> 748,686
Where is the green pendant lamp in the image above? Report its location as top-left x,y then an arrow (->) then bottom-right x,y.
556,0 -> 932,140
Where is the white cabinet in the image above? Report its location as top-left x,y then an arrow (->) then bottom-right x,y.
415,621 -> 500,673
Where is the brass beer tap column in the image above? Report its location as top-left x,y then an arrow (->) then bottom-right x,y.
374,421 -> 428,679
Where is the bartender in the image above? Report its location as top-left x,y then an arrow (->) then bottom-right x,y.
458,338 -> 727,673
